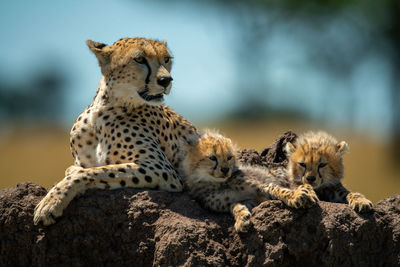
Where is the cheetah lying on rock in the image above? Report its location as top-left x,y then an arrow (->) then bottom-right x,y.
179,130 -> 372,232
34,37 -> 198,226
178,130 -> 318,232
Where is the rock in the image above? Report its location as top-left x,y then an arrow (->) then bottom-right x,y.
237,130 -> 298,169
259,130 -> 298,168
0,132 -> 399,266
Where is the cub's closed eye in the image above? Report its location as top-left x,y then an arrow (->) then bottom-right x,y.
134,56 -> 145,64
227,156 -> 233,160
299,163 -> 306,168
209,156 -> 217,161
318,163 -> 327,168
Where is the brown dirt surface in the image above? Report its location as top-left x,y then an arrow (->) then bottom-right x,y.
1,132 -> 399,267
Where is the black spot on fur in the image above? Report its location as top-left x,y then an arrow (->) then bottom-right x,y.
145,176 -> 152,183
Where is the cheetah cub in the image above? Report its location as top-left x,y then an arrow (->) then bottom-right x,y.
285,131 -> 373,213
179,130 -> 318,232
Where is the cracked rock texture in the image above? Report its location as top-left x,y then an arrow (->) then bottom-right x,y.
0,131 -> 399,266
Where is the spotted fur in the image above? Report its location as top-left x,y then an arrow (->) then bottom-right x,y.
179,130 -> 318,232
285,131 -> 373,213
34,37 -> 198,226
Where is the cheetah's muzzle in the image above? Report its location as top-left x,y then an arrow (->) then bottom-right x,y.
139,89 -> 164,102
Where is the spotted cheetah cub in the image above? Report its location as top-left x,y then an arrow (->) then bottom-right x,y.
285,131 -> 373,213
179,130 -> 318,232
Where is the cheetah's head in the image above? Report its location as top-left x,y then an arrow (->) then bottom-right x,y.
87,37 -> 173,106
285,131 -> 348,189
180,130 -> 237,184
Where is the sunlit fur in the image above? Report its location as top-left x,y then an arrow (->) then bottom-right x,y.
285,131 -> 347,190
33,37 -> 198,226
285,131 -> 373,212
180,130 -> 236,187
87,38 -> 173,108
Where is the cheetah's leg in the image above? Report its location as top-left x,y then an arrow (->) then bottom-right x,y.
34,161 -> 183,226
321,184 -> 373,212
346,192 -> 373,212
265,183 -> 318,208
230,203 -> 252,233
65,165 -> 83,176
195,186 -> 254,233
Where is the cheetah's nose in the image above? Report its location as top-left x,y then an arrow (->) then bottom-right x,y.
221,168 -> 229,175
306,176 -> 316,182
157,76 -> 173,88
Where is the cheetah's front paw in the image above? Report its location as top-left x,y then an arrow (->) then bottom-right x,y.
288,184 -> 319,209
234,211 -> 251,233
347,193 -> 373,213
33,193 -> 65,226
232,204 -> 252,232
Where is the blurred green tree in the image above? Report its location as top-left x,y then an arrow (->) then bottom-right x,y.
165,0 -> 400,162
0,65 -> 65,125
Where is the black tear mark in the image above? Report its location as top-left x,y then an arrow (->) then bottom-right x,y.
143,59 -> 151,85
213,159 -> 218,171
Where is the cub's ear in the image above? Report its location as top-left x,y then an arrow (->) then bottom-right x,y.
86,40 -> 112,69
336,141 -> 349,155
284,142 -> 296,156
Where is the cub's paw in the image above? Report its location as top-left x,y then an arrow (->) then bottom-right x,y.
300,184 -> 319,206
348,193 -> 373,213
33,191 -> 65,226
234,212 -> 251,233
232,204 -> 252,232
288,184 -> 319,209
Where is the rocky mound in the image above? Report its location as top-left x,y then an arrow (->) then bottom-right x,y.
0,131 -> 399,266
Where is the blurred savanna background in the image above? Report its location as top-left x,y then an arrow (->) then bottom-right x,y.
0,0 -> 399,203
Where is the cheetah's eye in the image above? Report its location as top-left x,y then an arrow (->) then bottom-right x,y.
227,156 -> 233,161
318,163 -> 327,169
164,57 -> 170,63
299,163 -> 306,168
134,56 -> 145,64
209,155 -> 217,161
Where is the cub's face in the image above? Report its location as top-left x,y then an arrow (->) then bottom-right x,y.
285,140 -> 348,189
87,38 -> 173,106
182,132 -> 236,183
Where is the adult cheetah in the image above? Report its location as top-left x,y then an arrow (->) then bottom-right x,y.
34,37 -> 198,226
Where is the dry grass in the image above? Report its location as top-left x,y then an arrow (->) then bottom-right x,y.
0,121 -> 399,203
0,127 -> 72,190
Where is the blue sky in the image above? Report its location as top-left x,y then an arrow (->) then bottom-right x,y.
0,0 -> 394,139
0,0 -> 237,123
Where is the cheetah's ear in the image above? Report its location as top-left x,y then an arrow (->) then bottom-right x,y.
336,141 -> 349,155
284,142 -> 296,156
86,40 -> 112,69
